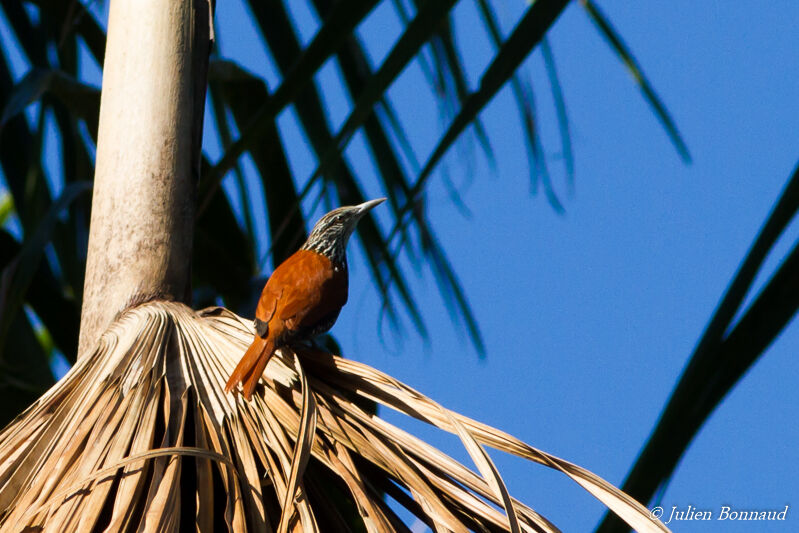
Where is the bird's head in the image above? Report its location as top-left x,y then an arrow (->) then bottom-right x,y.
301,198 -> 386,264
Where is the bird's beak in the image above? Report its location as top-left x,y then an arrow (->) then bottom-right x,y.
356,197 -> 386,215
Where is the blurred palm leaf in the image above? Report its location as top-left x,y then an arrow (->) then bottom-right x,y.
0,0 -> 689,422
0,300 -> 668,532
0,68 -> 99,135
579,0 -> 690,162
596,161 -> 799,532
0,181 -> 89,358
398,0 -> 570,229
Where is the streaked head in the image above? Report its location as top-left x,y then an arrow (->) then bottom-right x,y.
301,198 -> 386,264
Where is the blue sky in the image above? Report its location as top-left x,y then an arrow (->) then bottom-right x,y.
213,1 -> 799,531
3,0 -> 797,531
223,2 -> 798,531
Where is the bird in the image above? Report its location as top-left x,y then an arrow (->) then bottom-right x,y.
225,198 -> 386,399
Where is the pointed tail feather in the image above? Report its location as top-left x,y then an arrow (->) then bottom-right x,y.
225,335 -> 274,399
241,345 -> 274,400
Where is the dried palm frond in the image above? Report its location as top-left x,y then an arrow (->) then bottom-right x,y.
0,301 -> 667,532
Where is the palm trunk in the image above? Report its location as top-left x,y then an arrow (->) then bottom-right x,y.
78,0 -> 212,357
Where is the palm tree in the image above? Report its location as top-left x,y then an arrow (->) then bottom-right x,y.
4,0 -> 794,531
0,0 -> 688,403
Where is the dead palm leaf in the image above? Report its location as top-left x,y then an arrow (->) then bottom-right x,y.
0,301 -> 667,532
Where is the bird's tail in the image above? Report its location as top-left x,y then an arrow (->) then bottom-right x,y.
225,335 -> 275,400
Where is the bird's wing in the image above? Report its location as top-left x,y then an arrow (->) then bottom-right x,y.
255,281 -> 281,324
277,251 -> 347,333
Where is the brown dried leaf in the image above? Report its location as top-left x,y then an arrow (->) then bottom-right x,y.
0,302 -> 667,533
